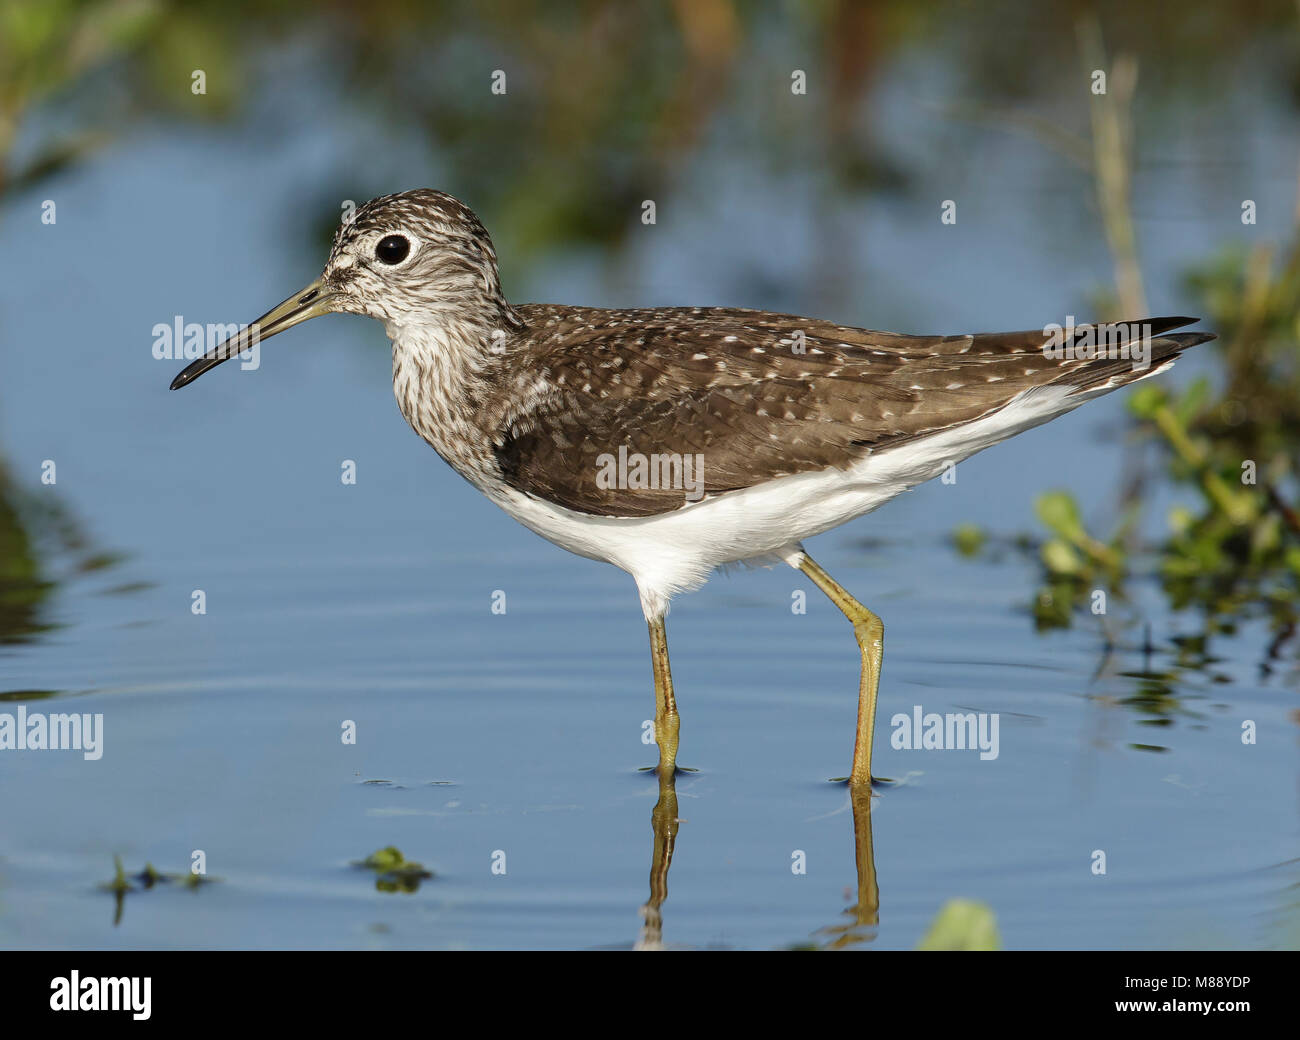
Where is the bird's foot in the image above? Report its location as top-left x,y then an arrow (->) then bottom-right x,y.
637,764 -> 699,776
828,774 -> 892,788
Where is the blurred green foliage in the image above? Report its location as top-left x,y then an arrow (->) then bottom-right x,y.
0,460 -> 122,651
939,6 -> 1300,713
957,225 -> 1300,717
4,0 -> 1299,246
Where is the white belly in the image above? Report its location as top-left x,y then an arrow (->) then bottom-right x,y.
482,383 -> 1095,618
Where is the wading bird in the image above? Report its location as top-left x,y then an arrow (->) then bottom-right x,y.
171,189 -> 1212,785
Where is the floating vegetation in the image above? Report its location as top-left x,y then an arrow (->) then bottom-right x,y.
97,855 -> 220,925
353,846 -> 434,894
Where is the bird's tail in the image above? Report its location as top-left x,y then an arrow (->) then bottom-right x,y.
1045,316 -> 1216,396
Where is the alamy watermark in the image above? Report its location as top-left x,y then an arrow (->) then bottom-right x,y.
595,446 -> 705,502
0,707 -> 103,760
891,705 -> 999,760
152,316 -> 260,371
50,971 -> 150,1019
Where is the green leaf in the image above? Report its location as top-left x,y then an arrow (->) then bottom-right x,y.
362,846 -> 406,871
1041,538 -> 1082,576
1167,505 -> 1194,537
1285,546 -> 1300,575
1035,491 -> 1084,540
952,523 -> 986,557
916,899 -> 1001,951
1127,383 -> 1166,419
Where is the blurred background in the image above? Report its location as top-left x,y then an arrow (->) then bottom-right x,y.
1,0 -> 1298,950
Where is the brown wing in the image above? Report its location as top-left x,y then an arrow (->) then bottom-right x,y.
488,306 -> 1207,517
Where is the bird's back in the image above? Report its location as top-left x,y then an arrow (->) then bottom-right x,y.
479,307 -> 1212,518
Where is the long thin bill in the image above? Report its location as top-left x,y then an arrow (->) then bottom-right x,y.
169,279 -> 334,390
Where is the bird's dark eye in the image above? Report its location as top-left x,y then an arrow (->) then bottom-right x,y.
375,235 -> 410,264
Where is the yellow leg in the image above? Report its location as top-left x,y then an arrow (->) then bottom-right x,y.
636,771 -> 679,950
816,784 -> 880,948
797,553 -> 883,786
648,616 -> 680,776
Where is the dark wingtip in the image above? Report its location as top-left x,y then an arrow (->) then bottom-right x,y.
1167,331 -> 1217,349
1144,316 -> 1203,336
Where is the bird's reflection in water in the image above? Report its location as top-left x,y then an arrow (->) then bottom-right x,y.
632,775 -> 880,950
814,784 -> 880,949
635,772 -> 679,950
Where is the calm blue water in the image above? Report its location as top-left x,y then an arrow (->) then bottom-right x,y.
1,45 -> 1297,950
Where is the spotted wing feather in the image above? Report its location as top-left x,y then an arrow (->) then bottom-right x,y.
488,307 -> 1209,517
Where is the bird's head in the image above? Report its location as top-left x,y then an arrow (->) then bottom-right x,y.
170,189 -> 515,390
